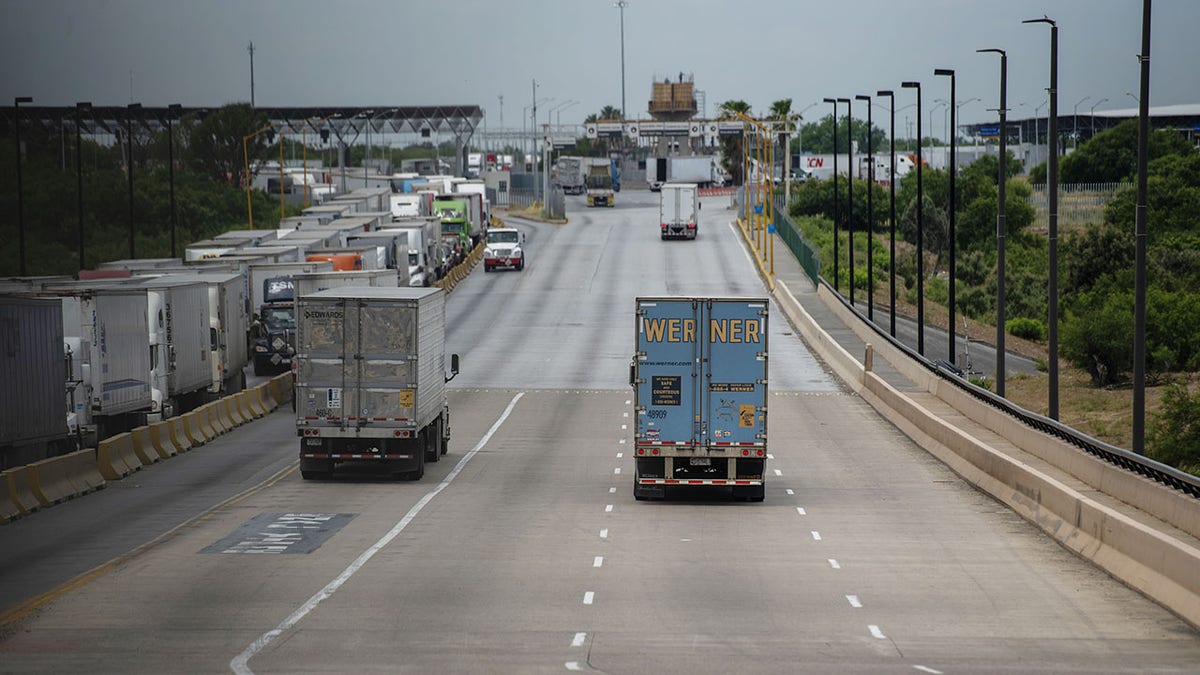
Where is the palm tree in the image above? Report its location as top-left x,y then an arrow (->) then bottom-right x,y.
599,105 -> 621,121
718,100 -> 752,184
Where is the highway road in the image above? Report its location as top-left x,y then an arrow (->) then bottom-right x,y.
1,189 -> 1197,673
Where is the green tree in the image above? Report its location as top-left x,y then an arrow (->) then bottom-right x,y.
1059,119 -> 1190,183
1148,385 -> 1200,473
718,100 -> 752,184
797,113 -> 886,155
187,103 -> 271,186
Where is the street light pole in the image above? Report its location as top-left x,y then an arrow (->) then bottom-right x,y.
1089,98 -> 1108,139
877,90 -> 897,337
1132,0 -> 1151,453
167,103 -> 181,259
15,96 -> 33,275
75,101 -> 91,270
935,68 -> 957,366
856,94 -> 874,321
979,49 -> 1008,396
1025,15 -> 1060,420
126,102 -> 141,259
1073,96 -> 1090,149
838,98 -> 853,305
902,81 -> 925,355
823,98 -> 840,292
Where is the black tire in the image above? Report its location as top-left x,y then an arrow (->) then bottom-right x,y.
517,258 -> 524,271
424,419 -> 440,463
408,450 -> 425,481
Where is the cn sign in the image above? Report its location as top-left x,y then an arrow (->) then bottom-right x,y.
806,157 -> 824,168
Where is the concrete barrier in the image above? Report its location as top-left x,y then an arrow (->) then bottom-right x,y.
268,373 -> 293,407
129,425 -> 159,466
148,422 -> 177,459
182,410 -> 209,446
225,395 -> 249,426
1,468 -> 38,520
60,448 -> 105,494
259,381 -> 280,411
97,432 -> 141,480
28,454 -> 80,506
245,385 -> 268,417
213,399 -> 236,431
165,416 -> 193,453
203,402 -> 228,435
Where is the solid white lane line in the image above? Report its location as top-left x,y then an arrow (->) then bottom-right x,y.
811,531 -> 822,541
913,666 -> 943,674
571,632 -> 587,647
786,489 -> 795,495
605,504 -> 613,513
600,528 -> 608,539
869,625 -> 887,639
846,595 -> 862,608
593,556 -> 603,568
829,559 -> 841,569
796,507 -> 806,516
230,392 -> 526,675
583,591 -> 595,605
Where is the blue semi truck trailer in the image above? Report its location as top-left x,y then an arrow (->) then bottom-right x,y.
631,296 -> 768,501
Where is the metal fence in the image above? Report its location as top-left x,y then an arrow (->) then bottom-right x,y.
737,187 -> 821,288
1027,182 -> 1131,231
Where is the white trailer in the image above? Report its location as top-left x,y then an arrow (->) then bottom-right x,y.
126,278 -> 213,419
153,272 -> 249,394
296,287 -> 459,480
659,182 -> 700,240
292,269 -> 397,298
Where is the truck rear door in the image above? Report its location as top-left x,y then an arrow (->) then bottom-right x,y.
702,299 -> 767,449
635,298 -> 700,447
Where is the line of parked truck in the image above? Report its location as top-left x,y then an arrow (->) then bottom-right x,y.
1,173 -> 494,470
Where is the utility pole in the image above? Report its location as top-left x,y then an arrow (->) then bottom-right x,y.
248,41 -> 256,107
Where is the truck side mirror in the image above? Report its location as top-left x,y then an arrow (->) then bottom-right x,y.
445,353 -> 460,382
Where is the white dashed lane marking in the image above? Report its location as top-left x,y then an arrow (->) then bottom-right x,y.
796,507 -> 806,516
583,591 -> 595,605
812,531 -> 822,541
593,556 -> 603,568
869,625 -> 887,639
829,559 -> 841,569
571,632 -> 586,647
847,595 -> 862,608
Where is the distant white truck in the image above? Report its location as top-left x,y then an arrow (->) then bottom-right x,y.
659,182 -> 700,240
647,156 -> 719,191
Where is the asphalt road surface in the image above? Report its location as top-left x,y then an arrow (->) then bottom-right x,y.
1,189 -> 1197,673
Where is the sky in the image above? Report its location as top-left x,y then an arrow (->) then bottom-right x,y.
2,0 -> 1198,140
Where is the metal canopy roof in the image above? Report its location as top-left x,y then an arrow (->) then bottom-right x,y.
0,105 -> 484,142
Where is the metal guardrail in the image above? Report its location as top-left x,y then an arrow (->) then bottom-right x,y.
821,278 -> 1200,499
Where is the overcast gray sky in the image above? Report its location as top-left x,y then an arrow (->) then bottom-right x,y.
2,0 -> 1198,136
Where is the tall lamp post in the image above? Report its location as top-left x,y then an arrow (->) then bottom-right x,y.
1072,96 -> 1089,149
979,49 -> 1008,396
837,97 -> 853,304
126,103 -> 141,259
935,68 -> 957,365
823,98 -> 840,292
902,81 -> 925,355
243,121 -> 278,230
1025,15 -> 1060,420
877,90 -> 897,337
1132,0 -> 1151,453
1089,98 -> 1108,139
75,101 -> 91,270
15,96 -> 33,275
855,94 -> 874,321
166,104 -> 181,258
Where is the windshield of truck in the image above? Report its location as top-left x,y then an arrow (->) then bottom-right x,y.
441,222 -> 463,235
435,204 -> 464,220
408,252 -> 420,266
488,230 -> 519,244
261,306 -> 295,329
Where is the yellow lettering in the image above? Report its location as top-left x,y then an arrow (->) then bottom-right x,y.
745,319 -> 760,343
683,319 -> 695,343
645,318 -> 666,342
710,319 -> 727,343
667,319 -> 680,342
730,319 -> 743,342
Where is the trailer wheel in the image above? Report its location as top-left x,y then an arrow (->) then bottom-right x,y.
399,448 -> 425,481
424,419 -> 440,463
